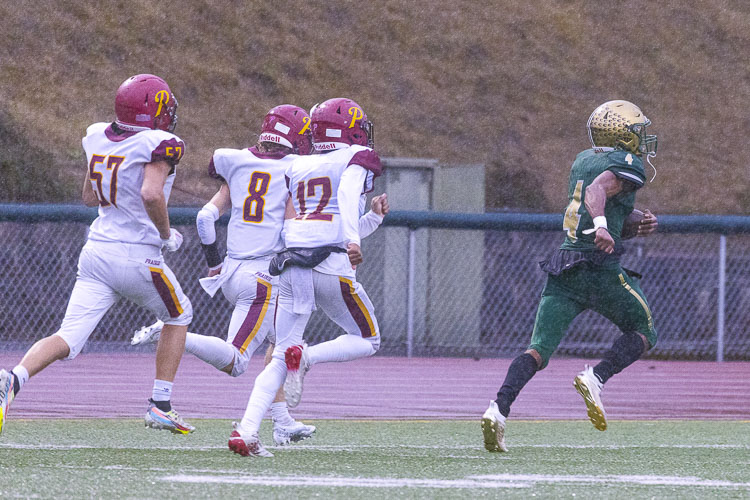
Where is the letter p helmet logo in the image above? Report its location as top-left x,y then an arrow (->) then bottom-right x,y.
299,116 -> 311,135
348,106 -> 363,128
155,90 -> 170,118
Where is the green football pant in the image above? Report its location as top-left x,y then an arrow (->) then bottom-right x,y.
528,266 -> 657,368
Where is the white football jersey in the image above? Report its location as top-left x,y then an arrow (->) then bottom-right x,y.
284,145 -> 379,249
82,123 -> 184,247
210,147 -> 295,259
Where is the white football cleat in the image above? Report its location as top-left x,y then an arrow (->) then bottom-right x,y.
228,422 -> 273,458
481,400 -> 508,452
573,365 -> 607,431
144,399 -> 195,435
273,420 -> 317,446
131,320 -> 164,346
284,343 -> 310,409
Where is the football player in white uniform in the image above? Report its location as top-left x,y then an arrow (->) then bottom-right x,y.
0,74 -> 194,435
228,98 -> 385,457
131,104 -> 319,446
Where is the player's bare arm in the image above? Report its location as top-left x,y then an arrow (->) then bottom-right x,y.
284,196 -> 297,219
584,170 -> 625,254
81,170 -> 99,207
141,160 -> 173,239
210,182 -> 231,216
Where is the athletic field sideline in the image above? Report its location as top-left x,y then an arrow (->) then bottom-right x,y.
2,420 -> 750,498
2,353 -> 749,420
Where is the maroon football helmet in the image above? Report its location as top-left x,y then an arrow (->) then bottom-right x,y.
258,104 -> 313,155
114,74 -> 178,133
310,98 -> 374,151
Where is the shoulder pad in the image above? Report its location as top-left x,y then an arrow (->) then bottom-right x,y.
151,137 -> 185,166
347,149 -> 383,177
607,150 -> 645,187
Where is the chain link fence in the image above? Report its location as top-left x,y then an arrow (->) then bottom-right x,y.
1,206 -> 746,360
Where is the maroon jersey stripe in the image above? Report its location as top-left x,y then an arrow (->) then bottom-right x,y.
150,270 -> 181,318
339,279 -> 375,338
232,280 -> 271,353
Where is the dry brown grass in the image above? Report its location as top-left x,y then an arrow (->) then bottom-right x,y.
1,0 -> 749,213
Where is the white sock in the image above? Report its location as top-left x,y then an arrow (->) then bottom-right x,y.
239,358 -> 286,435
307,334 -> 376,365
270,401 -> 295,427
185,332 -> 235,371
152,379 -> 173,402
12,365 -> 29,390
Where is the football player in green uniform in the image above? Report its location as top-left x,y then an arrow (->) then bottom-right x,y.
482,100 -> 660,452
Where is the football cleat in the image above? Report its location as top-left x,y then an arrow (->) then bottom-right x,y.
131,320 -> 164,346
573,365 -> 607,431
228,422 -> 273,457
284,343 -> 310,408
144,399 -> 194,435
0,369 -> 16,436
481,400 -> 508,452
273,420 -> 317,446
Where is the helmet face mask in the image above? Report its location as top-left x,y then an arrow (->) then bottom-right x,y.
587,100 -> 657,156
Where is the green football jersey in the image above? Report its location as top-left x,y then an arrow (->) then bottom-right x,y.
560,147 -> 647,251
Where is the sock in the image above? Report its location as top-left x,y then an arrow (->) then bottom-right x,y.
152,379 -> 173,412
307,334 -> 376,365
185,332 -> 235,372
150,399 -> 171,412
593,333 -> 646,384
496,353 -> 538,418
270,402 -> 295,427
11,365 -> 29,397
240,358 -> 287,435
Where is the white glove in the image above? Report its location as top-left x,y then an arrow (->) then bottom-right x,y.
161,228 -> 183,252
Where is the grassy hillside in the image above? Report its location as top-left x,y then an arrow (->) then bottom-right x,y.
1,1 -> 749,214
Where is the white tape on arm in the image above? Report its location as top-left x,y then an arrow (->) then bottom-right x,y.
582,215 -> 608,235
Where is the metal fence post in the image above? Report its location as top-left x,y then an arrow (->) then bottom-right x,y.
406,228 -> 416,358
717,234 -> 726,362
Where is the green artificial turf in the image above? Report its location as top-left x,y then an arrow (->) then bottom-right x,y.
1,419 -> 749,499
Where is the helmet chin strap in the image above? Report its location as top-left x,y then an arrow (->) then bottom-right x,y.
645,152 -> 657,182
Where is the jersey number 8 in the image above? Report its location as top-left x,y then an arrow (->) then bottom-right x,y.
243,171 -> 271,223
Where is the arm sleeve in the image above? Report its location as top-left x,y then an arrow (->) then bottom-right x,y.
359,210 -> 384,239
338,165 -> 368,247
196,202 -> 222,268
196,202 -> 220,244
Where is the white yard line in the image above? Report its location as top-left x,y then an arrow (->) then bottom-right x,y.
162,473 -> 750,490
472,474 -> 750,488
162,474 -> 530,489
2,442 -> 750,451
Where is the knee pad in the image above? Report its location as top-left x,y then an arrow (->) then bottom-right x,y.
163,298 -> 193,326
368,334 -> 381,353
230,348 -> 251,377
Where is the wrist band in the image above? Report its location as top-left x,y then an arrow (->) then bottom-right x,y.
582,216 -> 608,235
201,242 -> 222,268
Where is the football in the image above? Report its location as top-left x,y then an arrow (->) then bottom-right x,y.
621,209 -> 644,240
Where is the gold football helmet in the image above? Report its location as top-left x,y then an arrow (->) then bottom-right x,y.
587,100 -> 657,156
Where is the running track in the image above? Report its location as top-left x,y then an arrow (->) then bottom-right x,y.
1,354 -> 748,420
